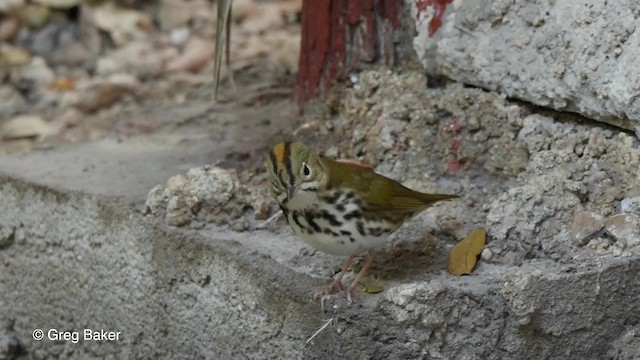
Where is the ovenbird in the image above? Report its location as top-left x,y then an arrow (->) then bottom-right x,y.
266,142 -> 458,307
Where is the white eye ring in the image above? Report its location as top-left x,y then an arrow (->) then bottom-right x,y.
302,163 -> 312,178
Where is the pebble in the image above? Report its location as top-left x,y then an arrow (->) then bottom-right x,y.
186,166 -> 237,206
0,225 -> 15,249
13,56 -> 54,84
481,248 -> 493,262
0,17 -> 20,41
189,220 -> 205,230
570,211 -> 604,246
94,3 -> 153,45
166,36 -> 214,73
33,0 -> 80,9
604,214 -> 640,248
165,196 -> 192,227
169,27 -> 190,46
621,197 -> 640,215
96,41 -> 164,77
231,220 -> 248,232
253,200 -> 271,220
166,174 -> 187,195
0,114 -> 52,140
158,0 -> 193,30
73,74 -> 139,113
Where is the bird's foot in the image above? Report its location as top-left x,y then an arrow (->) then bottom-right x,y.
316,285 -> 360,311
314,279 -> 345,300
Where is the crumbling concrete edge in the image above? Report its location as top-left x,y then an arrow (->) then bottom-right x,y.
0,173 -> 324,359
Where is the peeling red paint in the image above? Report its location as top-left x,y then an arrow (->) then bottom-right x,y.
296,0 -> 404,103
415,0 -> 453,37
450,139 -> 461,153
447,159 -> 461,174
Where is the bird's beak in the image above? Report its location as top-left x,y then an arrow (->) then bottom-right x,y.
286,185 -> 295,200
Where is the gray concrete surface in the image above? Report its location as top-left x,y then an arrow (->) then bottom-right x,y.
411,0 -> 640,133
1,129 -> 640,359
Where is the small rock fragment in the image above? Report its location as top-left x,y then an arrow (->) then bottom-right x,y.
11,56 -> 54,84
0,226 -> 15,249
165,195 -> 192,227
157,0 -> 193,29
480,248 -> 493,262
96,41 -> 164,77
166,37 -> 214,73
73,74 -> 139,112
12,4 -> 51,28
166,175 -> 187,195
254,200 -> 271,220
0,86 -> 26,118
0,115 -> 52,140
570,211 -> 604,246
0,45 -> 31,67
169,27 -> 190,46
190,220 -> 205,230
0,18 -> 20,41
621,196 -> 640,216
241,3 -> 284,33
94,3 -> 153,45
231,220 -> 249,232
33,0 -> 79,9
143,185 -> 168,215
604,214 -> 640,248
186,166 -> 237,206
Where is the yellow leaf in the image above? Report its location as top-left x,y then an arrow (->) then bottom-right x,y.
360,282 -> 384,293
447,228 -> 486,276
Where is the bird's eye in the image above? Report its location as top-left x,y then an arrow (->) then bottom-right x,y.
302,163 -> 311,177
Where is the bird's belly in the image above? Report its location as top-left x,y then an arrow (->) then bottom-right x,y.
297,230 -> 370,256
285,204 -> 396,256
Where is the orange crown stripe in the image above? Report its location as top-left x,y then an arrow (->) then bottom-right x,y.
272,142 -> 287,165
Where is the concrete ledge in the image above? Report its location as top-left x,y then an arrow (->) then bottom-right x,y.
0,170 -> 321,359
411,0 -> 640,131
1,134 -> 639,359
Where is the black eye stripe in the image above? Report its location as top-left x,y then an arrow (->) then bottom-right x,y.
269,150 -> 277,175
283,142 -> 294,187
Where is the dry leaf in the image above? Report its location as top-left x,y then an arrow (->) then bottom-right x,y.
360,282 -> 384,294
447,228 -> 486,276
49,75 -> 76,91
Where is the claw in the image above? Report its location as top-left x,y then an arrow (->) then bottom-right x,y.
319,287 -> 360,311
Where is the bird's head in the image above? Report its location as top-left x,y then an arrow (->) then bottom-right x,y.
266,141 -> 326,206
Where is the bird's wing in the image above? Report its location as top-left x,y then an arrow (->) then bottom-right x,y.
322,157 -> 457,213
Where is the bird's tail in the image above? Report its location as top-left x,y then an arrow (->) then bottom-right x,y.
417,193 -> 459,204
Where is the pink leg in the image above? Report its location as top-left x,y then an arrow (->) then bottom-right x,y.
320,252 -> 375,310
345,253 -> 375,302
315,256 -> 355,299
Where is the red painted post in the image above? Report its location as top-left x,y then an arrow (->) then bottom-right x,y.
296,0 -> 404,103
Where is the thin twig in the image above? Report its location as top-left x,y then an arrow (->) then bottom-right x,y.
256,210 -> 283,229
305,317 -> 334,346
